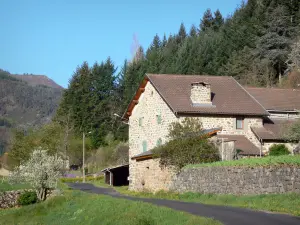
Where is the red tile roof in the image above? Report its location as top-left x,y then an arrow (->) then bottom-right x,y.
246,87 -> 300,111
146,74 -> 269,116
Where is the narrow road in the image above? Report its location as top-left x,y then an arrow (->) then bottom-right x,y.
67,183 -> 300,225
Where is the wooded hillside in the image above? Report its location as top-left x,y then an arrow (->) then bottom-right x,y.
0,69 -> 63,155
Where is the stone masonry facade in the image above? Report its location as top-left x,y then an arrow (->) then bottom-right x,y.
129,81 -> 266,191
171,166 -> 300,195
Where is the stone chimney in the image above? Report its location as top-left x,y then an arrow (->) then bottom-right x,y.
190,82 -> 212,106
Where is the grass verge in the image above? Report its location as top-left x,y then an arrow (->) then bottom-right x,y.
185,155 -> 300,168
0,189 -> 221,225
91,179 -> 300,216
0,176 -> 31,192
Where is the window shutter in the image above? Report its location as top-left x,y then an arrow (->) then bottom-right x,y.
156,138 -> 162,147
142,141 -> 147,152
156,114 -> 162,124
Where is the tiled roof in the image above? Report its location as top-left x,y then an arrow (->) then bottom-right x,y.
217,135 -> 261,156
147,74 -> 269,116
251,119 -> 297,141
246,87 -> 300,111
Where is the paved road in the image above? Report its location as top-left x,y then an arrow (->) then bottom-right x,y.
67,183 -> 300,225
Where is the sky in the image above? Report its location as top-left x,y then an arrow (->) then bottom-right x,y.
1,0 -> 242,88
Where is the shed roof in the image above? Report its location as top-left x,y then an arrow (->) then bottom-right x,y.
101,164 -> 129,172
217,135 -> 261,156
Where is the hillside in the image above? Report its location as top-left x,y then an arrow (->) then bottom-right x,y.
0,69 -> 63,154
11,74 -> 63,89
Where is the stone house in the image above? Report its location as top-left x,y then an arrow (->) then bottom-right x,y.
122,74 -> 300,191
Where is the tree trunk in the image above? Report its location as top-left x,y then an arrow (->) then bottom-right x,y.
37,188 -> 47,201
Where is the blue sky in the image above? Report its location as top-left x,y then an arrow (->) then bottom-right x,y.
0,0 -> 242,88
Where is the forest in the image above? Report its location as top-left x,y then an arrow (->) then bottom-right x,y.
4,0 -> 300,171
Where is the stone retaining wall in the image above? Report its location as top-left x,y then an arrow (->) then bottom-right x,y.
0,190 -> 33,209
0,189 -> 54,209
171,166 -> 300,195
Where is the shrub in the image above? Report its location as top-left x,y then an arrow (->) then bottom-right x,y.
269,144 -> 290,156
153,137 -> 220,170
17,191 -> 38,206
9,149 -> 65,201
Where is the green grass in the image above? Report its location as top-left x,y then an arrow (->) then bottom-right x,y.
0,189 -> 221,225
0,177 -> 31,192
90,180 -> 300,216
60,175 -> 104,183
185,155 -> 300,168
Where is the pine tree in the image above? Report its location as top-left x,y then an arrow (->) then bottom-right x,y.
146,35 -> 162,73
177,23 -> 187,43
213,9 -> 224,31
200,9 -> 214,32
189,25 -> 197,37
162,34 -> 167,47
256,5 -> 294,82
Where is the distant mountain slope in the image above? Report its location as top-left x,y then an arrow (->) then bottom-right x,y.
0,69 -> 63,154
11,74 -> 63,89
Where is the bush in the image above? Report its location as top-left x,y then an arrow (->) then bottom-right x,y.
18,191 -> 38,206
9,149 -> 65,201
153,137 -> 220,170
269,144 -> 290,156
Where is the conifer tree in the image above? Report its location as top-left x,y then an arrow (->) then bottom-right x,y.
177,23 -> 187,43
213,9 -> 224,31
200,9 -> 214,31
189,25 -> 197,37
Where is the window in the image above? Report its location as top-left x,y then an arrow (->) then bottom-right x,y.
156,114 -> 162,124
236,118 -> 244,130
156,138 -> 162,147
142,141 -> 147,152
139,117 -> 143,126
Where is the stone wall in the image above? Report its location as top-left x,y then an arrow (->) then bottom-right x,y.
0,189 -> 54,209
171,166 -> 300,195
130,158 -> 175,191
0,189 -> 33,209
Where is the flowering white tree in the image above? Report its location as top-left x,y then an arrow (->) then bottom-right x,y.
9,148 -> 65,201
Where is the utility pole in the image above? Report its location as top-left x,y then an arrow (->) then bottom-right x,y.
82,132 -> 86,183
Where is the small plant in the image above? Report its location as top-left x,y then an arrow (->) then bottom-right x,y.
17,191 -> 38,206
269,144 -> 290,156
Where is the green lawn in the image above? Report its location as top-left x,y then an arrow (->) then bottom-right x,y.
0,189 -> 221,225
185,155 -> 300,168
89,179 -> 300,216
0,177 -> 31,192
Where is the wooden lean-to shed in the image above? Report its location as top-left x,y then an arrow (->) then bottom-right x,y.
101,164 -> 129,186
